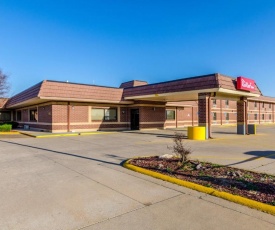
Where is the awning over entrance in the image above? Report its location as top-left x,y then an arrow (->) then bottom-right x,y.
123,73 -> 261,102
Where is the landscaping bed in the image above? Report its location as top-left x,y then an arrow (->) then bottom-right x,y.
129,156 -> 275,206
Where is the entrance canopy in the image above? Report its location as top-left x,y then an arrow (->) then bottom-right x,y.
123,73 -> 261,102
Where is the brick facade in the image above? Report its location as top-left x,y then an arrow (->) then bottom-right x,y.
3,73 -> 275,132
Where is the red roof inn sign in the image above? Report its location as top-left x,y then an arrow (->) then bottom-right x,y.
237,76 -> 255,91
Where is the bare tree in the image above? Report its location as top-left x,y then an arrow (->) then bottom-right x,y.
169,132 -> 192,165
0,69 -> 9,97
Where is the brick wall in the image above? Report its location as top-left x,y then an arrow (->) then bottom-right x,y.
164,106 -> 198,128
7,98 -> 275,133
22,109 -> 29,122
139,106 -> 165,129
38,105 -> 52,123
70,105 -> 89,122
52,104 -> 68,123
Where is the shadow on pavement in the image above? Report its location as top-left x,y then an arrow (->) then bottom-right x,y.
227,150 -> 275,166
0,140 -> 119,166
123,131 -> 187,139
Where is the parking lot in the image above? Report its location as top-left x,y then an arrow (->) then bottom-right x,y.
0,125 -> 275,230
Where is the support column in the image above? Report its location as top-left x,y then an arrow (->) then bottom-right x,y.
237,97 -> 248,135
198,93 -> 212,139
272,103 -> 274,123
67,102 -> 70,132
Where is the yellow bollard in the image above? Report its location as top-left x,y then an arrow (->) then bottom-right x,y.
188,127 -> 206,140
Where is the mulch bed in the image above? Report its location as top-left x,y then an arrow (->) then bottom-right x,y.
129,156 -> 275,206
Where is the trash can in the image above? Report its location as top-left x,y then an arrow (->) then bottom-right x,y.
248,124 -> 256,135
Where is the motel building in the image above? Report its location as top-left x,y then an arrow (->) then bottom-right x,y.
0,73 -> 275,139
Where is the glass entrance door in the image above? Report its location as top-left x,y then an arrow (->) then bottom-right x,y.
130,109 -> 139,130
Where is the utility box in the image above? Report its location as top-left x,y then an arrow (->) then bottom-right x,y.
248,124 -> 256,135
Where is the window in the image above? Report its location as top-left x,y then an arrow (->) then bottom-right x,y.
212,112 -> 217,120
17,111 -> 22,121
269,103 -> 272,109
104,108 -> 117,120
269,114 -> 272,120
29,109 -> 38,121
254,101 -> 257,108
225,100 -> 229,106
166,110 -> 175,120
254,114 -> 258,120
262,103 -> 264,108
0,111 -> 11,121
262,114 -> 265,120
213,99 -> 217,107
225,113 -> 229,121
92,108 -> 117,121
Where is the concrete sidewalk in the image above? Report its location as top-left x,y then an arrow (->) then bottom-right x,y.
0,125 -> 274,230
15,129 -> 115,138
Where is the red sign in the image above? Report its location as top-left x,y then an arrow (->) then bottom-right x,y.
237,77 -> 255,91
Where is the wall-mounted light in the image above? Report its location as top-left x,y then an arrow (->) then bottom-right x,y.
153,107 -> 156,111
122,111 -> 125,114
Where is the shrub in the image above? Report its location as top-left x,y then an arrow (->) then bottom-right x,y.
0,124 -> 12,132
6,121 -> 19,128
169,132 -> 192,164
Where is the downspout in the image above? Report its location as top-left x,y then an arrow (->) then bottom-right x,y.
67,102 -> 70,132
244,100 -> 248,135
259,102 -> 261,124
176,107 -> 178,128
192,106 -> 194,126
208,95 -> 212,139
273,103 -> 274,123
220,99 -> 223,125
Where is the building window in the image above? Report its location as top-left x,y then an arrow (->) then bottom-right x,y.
254,114 -> 258,120
0,111 -> 11,121
212,112 -> 217,121
92,108 -> 117,121
29,109 -> 38,121
17,111 -> 22,121
262,103 -> 264,108
166,110 -> 175,120
269,114 -> 272,120
225,100 -> 229,106
213,99 -> 217,107
262,114 -> 265,120
225,113 -> 229,121
269,103 -> 272,109
254,101 -> 257,108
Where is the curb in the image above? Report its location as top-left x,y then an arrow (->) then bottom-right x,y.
0,131 -> 20,135
18,131 -> 114,138
123,159 -> 275,216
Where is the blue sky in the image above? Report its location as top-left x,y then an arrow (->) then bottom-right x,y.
1,0 -> 275,97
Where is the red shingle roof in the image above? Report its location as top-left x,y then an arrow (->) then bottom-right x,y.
6,73 -> 264,108
123,73 -> 262,98
0,98 -> 8,109
6,80 -> 125,108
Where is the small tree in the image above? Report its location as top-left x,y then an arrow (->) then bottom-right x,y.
0,69 -> 9,97
170,132 -> 192,165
